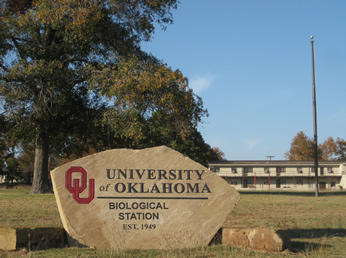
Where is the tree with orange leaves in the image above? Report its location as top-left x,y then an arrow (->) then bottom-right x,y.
320,136 -> 337,161
285,132 -> 343,161
285,131 -> 318,161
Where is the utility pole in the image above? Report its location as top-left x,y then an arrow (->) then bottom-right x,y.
266,156 -> 275,161
311,36 -> 319,197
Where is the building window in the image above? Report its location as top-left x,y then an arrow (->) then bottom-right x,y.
231,180 -> 237,185
264,167 -> 270,173
232,168 -> 237,173
279,167 -> 286,173
297,179 -> 304,185
327,167 -> 334,173
297,167 -> 303,173
243,167 -> 253,173
331,182 -> 336,187
281,179 -> 286,185
214,167 -> 220,172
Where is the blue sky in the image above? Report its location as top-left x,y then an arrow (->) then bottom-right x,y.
142,0 -> 346,160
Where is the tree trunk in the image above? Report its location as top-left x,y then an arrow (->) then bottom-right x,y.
30,129 -> 52,194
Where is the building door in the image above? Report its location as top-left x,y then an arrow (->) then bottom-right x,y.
276,179 -> 281,188
243,167 -> 248,177
320,167 -> 324,176
319,182 -> 326,190
243,179 -> 248,188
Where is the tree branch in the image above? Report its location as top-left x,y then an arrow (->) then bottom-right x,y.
10,37 -> 26,61
0,62 -> 9,73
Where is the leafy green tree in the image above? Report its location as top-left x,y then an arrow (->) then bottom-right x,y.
1,0 -> 208,193
169,130 -> 221,167
0,133 -> 22,184
0,126 -> 6,182
3,154 -> 21,184
0,114 -> 19,184
92,56 -> 207,148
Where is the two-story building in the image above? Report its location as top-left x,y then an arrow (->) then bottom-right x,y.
208,160 -> 346,191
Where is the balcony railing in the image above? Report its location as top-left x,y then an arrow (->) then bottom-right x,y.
213,170 -> 341,178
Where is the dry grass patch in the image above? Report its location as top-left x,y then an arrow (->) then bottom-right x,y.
0,186 -> 62,228
224,191 -> 346,256
224,191 -> 346,229
1,187 -> 346,257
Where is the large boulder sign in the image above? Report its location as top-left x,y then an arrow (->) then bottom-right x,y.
51,146 -> 240,250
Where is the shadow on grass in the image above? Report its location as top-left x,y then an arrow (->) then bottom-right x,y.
282,228 -> 346,239
279,228 -> 346,253
289,240 -> 330,253
239,191 -> 346,197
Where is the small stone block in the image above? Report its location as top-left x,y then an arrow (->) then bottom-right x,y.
222,228 -> 290,252
0,228 -> 16,251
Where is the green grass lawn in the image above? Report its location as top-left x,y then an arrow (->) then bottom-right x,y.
1,186 -> 345,257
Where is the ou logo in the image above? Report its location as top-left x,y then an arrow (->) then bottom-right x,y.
65,166 -> 95,204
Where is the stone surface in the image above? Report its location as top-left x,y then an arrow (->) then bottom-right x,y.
51,146 -> 240,250
0,227 -> 67,251
0,228 -> 16,251
222,228 -> 290,252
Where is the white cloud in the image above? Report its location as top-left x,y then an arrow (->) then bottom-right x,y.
245,138 -> 264,150
189,75 -> 213,94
